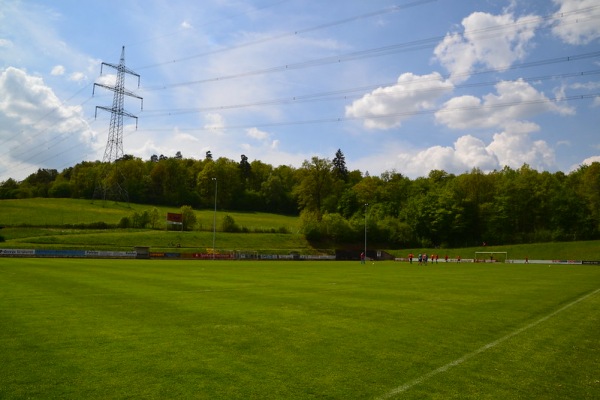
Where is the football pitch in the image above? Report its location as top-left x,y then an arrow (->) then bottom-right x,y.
1,259 -> 598,399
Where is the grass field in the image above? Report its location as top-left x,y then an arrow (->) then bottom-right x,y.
1,259 -> 598,399
0,198 -> 311,253
3,198 -> 600,259
0,198 -> 300,231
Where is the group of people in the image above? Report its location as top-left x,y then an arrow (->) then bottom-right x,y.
407,253 -> 461,264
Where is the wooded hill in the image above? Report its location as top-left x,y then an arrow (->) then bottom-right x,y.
1,150 -> 599,248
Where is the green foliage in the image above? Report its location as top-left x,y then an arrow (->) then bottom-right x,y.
299,209 -> 323,241
149,207 -> 160,229
118,216 -> 131,229
131,210 -> 150,229
1,153 -> 600,247
179,205 -> 197,231
294,156 -> 334,215
221,214 -> 240,233
321,212 -> 354,243
48,180 -> 72,198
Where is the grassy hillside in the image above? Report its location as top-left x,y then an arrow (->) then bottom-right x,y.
0,198 -> 312,253
0,198 -> 299,231
1,198 -> 600,258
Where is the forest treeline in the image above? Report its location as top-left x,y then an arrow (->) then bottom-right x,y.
1,150 -> 599,248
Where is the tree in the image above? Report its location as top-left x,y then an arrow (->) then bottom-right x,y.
239,154 -> 251,187
23,168 -> 59,197
205,151 -> 213,160
48,179 -> 72,198
222,215 -> 240,232
321,212 -> 354,243
293,157 -> 333,218
149,207 -> 160,229
260,165 -> 298,214
180,205 -> 197,231
0,178 -> 19,199
332,149 -> 348,182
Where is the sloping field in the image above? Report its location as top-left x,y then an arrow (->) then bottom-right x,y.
0,198 -> 299,231
1,259 -> 598,399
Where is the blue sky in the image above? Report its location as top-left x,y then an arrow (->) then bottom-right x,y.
1,0 -> 599,181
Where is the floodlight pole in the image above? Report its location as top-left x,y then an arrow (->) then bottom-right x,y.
212,177 -> 217,260
364,203 -> 368,261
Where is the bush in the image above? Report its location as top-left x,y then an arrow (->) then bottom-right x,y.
299,210 -> 323,241
180,205 -> 197,231
131,210 -> 151,228
118,216 -> 131,229
48,181 -> 72,198
222,215 -> 240,233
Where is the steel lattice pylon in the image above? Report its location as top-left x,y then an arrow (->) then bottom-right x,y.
92,46 -> 143,202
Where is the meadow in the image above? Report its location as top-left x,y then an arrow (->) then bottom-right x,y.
0,198 -> 311,254
2,198 -> 600,259
0,258 -> 598,399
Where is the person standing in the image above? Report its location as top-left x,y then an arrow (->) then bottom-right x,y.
360,252 -> 365,264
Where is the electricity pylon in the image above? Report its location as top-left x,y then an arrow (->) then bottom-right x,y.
92,46 -> 143,203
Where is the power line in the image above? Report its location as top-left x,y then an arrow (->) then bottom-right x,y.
126,0 -> 293,48
4,90 -> 597,180
134,0 -> 438,71
138,6 -> 600,91
136,54 -> 600,117
140,93 -> 600,132
3,3 -> 599,179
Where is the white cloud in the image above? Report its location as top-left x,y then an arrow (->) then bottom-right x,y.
569,155 -> 600,172
434,11 -> 541,83
581,155 -> 600,165
51,65 -> 65,76
203,113 -> 225,130
0,67 -> 98,180
436,79 -> 575,130
69,71 -> 86,82
175,132 -> 200,142
0,38 -> 13,48
181,21 -> 193,30
487,125 -> 555,170
354,121 -> 555,178
551,0 -> 600,45
392,135 -> 499,177
94,73 -> 116,87
345,72 -> 454,129
570,81 -> 600,90
246,127 -> 269,140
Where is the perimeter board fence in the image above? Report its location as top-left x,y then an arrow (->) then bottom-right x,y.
1,249 -> 598,264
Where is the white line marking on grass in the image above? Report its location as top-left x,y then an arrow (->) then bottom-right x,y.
378,287 -> 600,400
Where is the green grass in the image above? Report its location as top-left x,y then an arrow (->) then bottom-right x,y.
0,228 -> 315,253
397,240 -> 600,260
0,198 -> 300,232
0,198 -> 308,253
2,198 -> 600,258
1,259 -> 598,399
